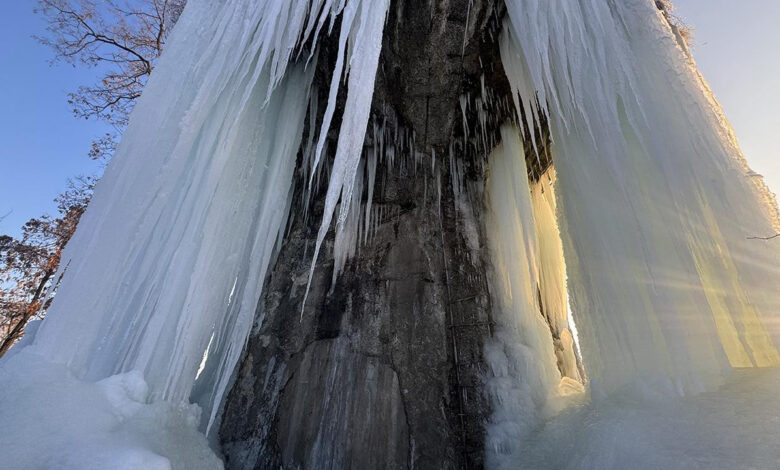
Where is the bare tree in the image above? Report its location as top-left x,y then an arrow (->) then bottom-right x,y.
0,1 -> 187,355
36,0 -> 186,128
0,177 -> 94,357
747,233 -> 780,241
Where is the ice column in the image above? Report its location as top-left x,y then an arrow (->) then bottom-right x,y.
483,125 -> 573,460
500,0 -> 780,395
27,0 -> 390,432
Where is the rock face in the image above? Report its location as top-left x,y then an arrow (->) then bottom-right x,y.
376,0 -> 506,150
219,166 -> 492,469
219,1 -> 516,469
217,1 -> 689,468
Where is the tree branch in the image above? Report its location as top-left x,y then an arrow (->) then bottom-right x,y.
747,233 -> 780,241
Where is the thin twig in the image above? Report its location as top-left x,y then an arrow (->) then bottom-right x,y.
747,233 -> 780,240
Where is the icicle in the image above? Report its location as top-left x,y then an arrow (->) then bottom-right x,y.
28,0 -> 323,435
302,0 -> 391,315
483,1 -> 780,465
448,142 -> 460,203
307,0 -> 360,192
460,93 -> 469,143
476,96 -> 488,153
333,160 -> 364,285
363,145 -> 378,245
302,85 -> 320,225
11,0 -> 397,450
461,0 -> 473,57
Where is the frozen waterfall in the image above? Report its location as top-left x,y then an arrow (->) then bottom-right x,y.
0,0 -> 390,467
1,0 -> 780,468
498,0 -> 780,397
485,0 -> 780,467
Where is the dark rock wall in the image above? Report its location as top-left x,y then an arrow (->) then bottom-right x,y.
219,1 -> 513,469
220,155 -> 493,469
218,2 -> 684,468
376,0 -> 505,151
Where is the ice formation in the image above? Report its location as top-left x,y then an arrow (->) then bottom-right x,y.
2,0 -> 780,467
304,0 -> 391,307
529,167 -> 582,383
0,0 -> 390,467
483,126 -> 585,461
30,0 -> 317,428
501,0 -> 780,391
486,0 -> 780,466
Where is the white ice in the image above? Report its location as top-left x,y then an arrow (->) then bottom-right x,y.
0,0 -> 391,467
483,126 -> 584,463
489,0 -> 780,467
500,0 -> 780,399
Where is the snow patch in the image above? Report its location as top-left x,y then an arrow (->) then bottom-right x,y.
0,348 -> 221,470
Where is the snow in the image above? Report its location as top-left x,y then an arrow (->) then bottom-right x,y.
0,348 -> 222,470
510,367 -> 780,470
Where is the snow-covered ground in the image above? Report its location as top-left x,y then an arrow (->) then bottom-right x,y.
507,368 -> 780,469
6,344 -> 780,469
0,347 -> 222,470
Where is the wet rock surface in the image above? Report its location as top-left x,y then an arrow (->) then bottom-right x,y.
220,158 -> 493,469
219,1 -> 512,469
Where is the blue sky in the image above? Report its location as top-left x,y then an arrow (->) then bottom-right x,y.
0,2 -> 109,237
675,0 -> 780,198
1,1 -> 778,238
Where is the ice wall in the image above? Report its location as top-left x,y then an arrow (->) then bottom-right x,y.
530,168 -> 582,383
5,0 -> 390,446
500,0 -> 780,396
484,126 -> 584,462
30,0 -> 314,431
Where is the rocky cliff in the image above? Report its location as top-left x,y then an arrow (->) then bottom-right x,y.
218,1 -> 547,468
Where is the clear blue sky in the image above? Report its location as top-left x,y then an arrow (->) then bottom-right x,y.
0,1 -> 778,238
0,2 -> 108,238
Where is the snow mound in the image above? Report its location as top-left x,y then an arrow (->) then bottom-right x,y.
0,347 -> 222,470
493,367 -> 780,469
